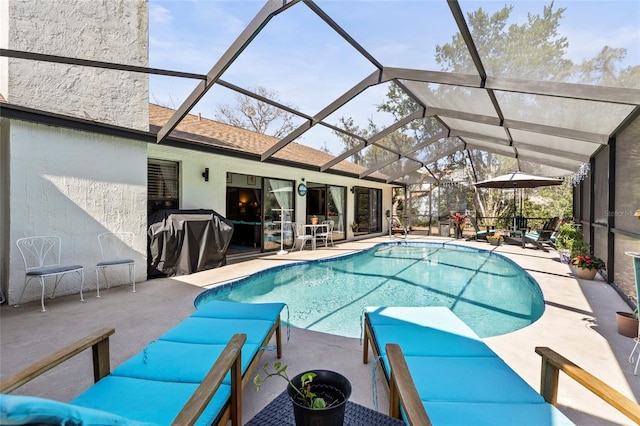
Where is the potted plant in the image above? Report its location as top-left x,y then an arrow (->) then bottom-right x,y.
351,222 -> 359,233
311,215 -> 319,225
616,308 -> 639,338
254,362 -> 352,426
486,234 -> 504,246
570,254 -> 605,280
447,212 -> 467,239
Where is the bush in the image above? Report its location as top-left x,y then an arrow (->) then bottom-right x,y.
556,224 -> 583,251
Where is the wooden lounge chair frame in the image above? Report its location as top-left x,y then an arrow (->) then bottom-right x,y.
0,328 -> 246,425
525,217 -> 560,252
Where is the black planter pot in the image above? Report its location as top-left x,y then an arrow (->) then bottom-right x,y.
287,370 -> 352,426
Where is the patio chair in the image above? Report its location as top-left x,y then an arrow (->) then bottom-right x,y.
524,217 -> 560,252
316,220 -> 334,247
15,236 -> 85,312
291,222 -> 313,251
467,216 -> 494,240
95,232 -> 136,297
512,216 -> 529,235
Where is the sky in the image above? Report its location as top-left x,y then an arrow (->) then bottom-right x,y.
147,0 -> 640,154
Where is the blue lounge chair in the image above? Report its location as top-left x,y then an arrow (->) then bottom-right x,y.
363,306 -> 640,425
1,301 -> 285,425
467,216 -> 494,241
363,306 -> 574,425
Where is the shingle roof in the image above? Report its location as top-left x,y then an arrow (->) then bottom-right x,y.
149,104 -> 385,179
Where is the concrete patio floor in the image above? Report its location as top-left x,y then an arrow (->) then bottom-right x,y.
1,234 -> 639,425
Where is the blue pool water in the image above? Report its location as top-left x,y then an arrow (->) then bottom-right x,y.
195,242 -> 545,338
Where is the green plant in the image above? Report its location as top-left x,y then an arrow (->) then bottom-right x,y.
570,254 -> 605,271
556,224 -> 583,251
486,234 -> 503,241
351,222 -> 359,231
569,239 -> 588,258
254,362 -> 327,409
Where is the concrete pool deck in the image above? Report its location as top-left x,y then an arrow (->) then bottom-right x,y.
1,234 -> 639,425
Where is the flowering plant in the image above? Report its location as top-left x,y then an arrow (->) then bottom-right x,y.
447,213 -> 467,226
570,254 -> 605,271
486,234 -> 503,241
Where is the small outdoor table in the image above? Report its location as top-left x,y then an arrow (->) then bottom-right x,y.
245,391 -> 405,426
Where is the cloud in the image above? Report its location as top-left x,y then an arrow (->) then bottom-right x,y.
150,4 -> 173,25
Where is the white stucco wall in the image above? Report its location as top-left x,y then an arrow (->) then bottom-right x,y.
0,0 -> 9,98
4,0 -> 148,131
147,144 -> 394,232
7,119 -> 147,306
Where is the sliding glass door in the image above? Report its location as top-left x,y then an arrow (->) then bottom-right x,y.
263,178 -> 294,251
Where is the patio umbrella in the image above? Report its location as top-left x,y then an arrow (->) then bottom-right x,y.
473,172 -> 563,216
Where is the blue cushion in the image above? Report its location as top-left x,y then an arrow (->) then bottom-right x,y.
71,376 -> 230,426
193,300 -> 285,321
112,340 -> 259,384
423,401 -> 575,426
366,306 -> 480,339
370,324 -> 495,357
397,355 -> 544,403
0,394 -> 153,425
159,317 -> 274,345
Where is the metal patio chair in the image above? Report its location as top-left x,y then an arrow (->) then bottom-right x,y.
316,220 -> 334,247
291,222 -> 313,251
15,236 -> 85,312
96,232 -> 136,297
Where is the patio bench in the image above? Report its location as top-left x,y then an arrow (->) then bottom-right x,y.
0,300 -> 285,425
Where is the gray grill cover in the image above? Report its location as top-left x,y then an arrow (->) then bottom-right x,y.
148,209 -> 234,277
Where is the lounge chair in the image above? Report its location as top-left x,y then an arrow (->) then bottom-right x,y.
363,306 -> 640,425
466,216 -> 494,240
1,300 -> 285,425
525,217 -> 560,252
363,306 -> 575,425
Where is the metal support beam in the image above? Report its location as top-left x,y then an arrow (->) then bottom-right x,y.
262,70 -> 386,161
156,0 -> 299,144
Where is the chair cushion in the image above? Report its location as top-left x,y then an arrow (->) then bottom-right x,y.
97,259 -> 134,267
71,376 -> 230,426
370,324 -> 495,358
0,394 -> 153,426
159,317 -> 274,346
365,307 -> 479,338
399,355 -> 545,403
193,300 -> 285,321
422,401 -> 575,426
27,265 -> 83,276
111,340 -> 259,384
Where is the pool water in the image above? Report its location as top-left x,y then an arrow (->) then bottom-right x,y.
195,242 -> 545,338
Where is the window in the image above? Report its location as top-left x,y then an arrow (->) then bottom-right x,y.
148,159 -> 179,216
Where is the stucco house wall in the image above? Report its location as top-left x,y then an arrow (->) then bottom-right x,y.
148,144 -> 393,232
5,119 -> 148,305
0,0 -> 396,307
2,0 -> 149,131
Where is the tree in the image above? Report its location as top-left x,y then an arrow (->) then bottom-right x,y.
333,2 -> 631,223
215,86 -> 297,138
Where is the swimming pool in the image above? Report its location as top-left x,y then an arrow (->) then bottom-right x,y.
195,242 -> 545,338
